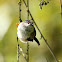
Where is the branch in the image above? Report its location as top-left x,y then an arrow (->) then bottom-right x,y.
18,0 -> 22,22
17,37 -> 19,62
26,42 -> 29,62
27,0 -> 29,62
17,0 -> 22,62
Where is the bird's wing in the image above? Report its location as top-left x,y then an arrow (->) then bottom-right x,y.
27,27 -> 36,40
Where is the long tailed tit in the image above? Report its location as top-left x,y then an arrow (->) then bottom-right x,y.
17,20 -> 40,46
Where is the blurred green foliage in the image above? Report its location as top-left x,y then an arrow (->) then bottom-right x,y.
0,0 -> 62,62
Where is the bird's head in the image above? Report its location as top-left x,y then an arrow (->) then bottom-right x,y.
24,20 -> 33,26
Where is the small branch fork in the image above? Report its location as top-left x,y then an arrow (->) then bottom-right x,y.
17,42 -> 27,61
39,0 -> 49,9
22,0 -> 59,62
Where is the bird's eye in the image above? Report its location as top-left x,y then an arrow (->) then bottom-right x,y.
28,22 -> 30,24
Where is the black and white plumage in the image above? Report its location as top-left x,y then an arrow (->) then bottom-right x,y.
17,20 -> 40,46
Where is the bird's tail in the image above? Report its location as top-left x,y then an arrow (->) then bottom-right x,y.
34,37 -> 40,46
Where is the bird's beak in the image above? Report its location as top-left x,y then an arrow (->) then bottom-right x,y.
16,23 -> 19,28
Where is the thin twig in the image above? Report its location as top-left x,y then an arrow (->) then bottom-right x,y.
17,37 -> 19,62
27,0 -> 29,19
17,0 -> 22,62
27,0 -> 29,62
27,42 -> 29,62
18,0 -> 22,22
22,0 -> 59,62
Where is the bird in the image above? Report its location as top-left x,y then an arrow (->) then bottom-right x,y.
17,20 -> 40,46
